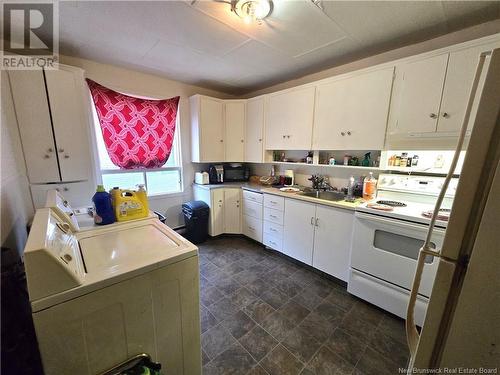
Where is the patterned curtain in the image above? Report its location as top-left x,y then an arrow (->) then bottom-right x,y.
86,79 -> 179,169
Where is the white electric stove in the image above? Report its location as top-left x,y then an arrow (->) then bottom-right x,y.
349,174 -> 459,326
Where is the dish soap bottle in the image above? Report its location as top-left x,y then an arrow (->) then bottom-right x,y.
136,184 -> 149,214
93,185 -> 116,225
363,172 -> 377,201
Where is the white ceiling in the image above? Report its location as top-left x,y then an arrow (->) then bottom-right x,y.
58,1 -> 500,95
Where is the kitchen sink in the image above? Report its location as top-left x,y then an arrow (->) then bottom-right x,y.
300,191 -> 346,202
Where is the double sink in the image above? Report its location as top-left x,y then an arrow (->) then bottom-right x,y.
300,190 -> 347,202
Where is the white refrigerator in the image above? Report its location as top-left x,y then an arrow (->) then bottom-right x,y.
407,48 -> 500,369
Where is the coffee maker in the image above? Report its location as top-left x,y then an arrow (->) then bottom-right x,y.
284,169 -> 295,186
208,164 -> 224,184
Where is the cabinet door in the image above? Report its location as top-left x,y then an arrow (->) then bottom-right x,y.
223,189 -> 241,234
8,69 -> 60,183
266,86 -> 315,150
283,199 -> 316,265
210,189 -> 224,236
388,54 -> 448,135
312,206 -> 354,282
45,66 -> 91,182
437,43 -> 499,134
30,181 -> 93,209
200,97 -> 224,162
224,101 -> 245,162
314,68 -> 394,150
245,97 -> 264,162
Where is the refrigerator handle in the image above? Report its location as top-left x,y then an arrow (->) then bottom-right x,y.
405,51 -> 489,362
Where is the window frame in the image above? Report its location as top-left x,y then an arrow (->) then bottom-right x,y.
87,90 -> 184,199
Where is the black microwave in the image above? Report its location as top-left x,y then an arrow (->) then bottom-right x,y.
224,164 -> 250,182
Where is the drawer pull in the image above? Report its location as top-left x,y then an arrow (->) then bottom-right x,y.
270,227 -> 277,232
248,226 -> 255,231
270,214 -> 277,219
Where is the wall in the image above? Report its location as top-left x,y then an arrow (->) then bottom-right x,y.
0,71 -> 35,255
244,19 -> 500,97
60,55 -> 233,228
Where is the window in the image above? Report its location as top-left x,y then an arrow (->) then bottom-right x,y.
91,102 -> 183,196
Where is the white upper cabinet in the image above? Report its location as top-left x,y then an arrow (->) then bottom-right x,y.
8,69 -> 61,183
388,54 -> 449,135
224,101 -> 245,162
44,65 -> 92,182
245,97 -> 264,162
437,42 -> 498,134
8,65 -> 92,184
190,95 -> 224,162
313,67 -> 394,150
265,86 -> 315,150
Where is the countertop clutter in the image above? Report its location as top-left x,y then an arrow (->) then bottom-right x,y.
193,182 -> 364,211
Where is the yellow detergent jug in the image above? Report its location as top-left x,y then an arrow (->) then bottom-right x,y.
114,189 -> 148,222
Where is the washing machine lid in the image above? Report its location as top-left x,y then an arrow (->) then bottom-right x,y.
78,220 -> 184,277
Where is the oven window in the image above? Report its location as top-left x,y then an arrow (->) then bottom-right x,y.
373,230 -> 435,263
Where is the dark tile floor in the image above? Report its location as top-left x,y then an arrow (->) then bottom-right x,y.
199,236 -> 409,375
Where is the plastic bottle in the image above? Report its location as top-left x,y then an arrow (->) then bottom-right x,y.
92,185 -> 116,225
136,184 -> 149,213
363,172 -> 377,201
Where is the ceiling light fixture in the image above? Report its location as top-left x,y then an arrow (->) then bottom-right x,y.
232,0 -> 273,25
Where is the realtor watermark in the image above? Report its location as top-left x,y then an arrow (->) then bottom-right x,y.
1,2 -> 59,69
399,367 -> 498,374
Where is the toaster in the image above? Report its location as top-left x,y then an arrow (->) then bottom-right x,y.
195,172 -> 209,185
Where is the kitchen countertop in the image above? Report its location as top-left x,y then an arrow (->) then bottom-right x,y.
193,183 -> 364,211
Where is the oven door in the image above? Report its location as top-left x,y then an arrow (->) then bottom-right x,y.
350,212 -> 444,297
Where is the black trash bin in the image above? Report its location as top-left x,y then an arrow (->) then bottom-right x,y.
182,200 -> 209,244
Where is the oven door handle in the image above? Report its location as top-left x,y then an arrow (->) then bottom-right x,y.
355,212 -> 445,233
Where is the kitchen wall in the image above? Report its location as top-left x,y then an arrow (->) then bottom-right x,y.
60,55 -> 234,228
1,71 -> 35,255
244,19 -> 500,97
249,163 -> 379,192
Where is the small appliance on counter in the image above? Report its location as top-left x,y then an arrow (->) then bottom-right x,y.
224,163 -> 250,182
208,164 -> 224,184
195,171 -> 209,185
284,169 -> 294,186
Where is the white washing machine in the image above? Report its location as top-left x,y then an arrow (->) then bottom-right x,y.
24,207 -> 201,375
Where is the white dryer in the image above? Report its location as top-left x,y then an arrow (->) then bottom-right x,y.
24,208 -> 201,375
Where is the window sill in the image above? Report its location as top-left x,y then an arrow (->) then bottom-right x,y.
147,191 -> 187,200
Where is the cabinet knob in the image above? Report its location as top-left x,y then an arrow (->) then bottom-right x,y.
47,148 -> 54,153
429,113 -> 437,119
287,135 -> 291,139
240,139 -> 244,143
220,139 -> 223,143
310,217 -> 315,225
282,135 -> 286,139
58,148 -> 64,153
347,131 -> 351,136
442,112 -> 450,118
258,138 -> 262,142
44,154 -> 50,159
64,154 -> 70,159
63,187 -> 69,191
341,132 -> 345,136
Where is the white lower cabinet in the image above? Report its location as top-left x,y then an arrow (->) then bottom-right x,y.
282,198 -> 354,281
210,189 -> 225,236
262,193 -> 284,252
283,199 -> 316,265
243,214 -> 263,242
30,181 -> 94,209
312,205 -> 354,282
223,188 -> 241,234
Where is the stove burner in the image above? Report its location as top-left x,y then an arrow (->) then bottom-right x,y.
376,200 -> 407,207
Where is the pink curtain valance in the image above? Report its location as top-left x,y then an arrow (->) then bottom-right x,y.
87,79 -> 179,169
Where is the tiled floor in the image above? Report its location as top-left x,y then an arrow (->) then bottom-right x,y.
198,236 -> 409,375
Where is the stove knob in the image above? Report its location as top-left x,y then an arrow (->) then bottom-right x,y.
389,179 -> 396,185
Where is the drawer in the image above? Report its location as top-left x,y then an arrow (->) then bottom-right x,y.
264,194 -> 284,211
263,207 -> 284,225
263,220 -> 283,237
31,181 -> 93,209
263,232 -> 282,252
242,215 -> 263,243
243,190 -> 263,204
242,199 -> 263,220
